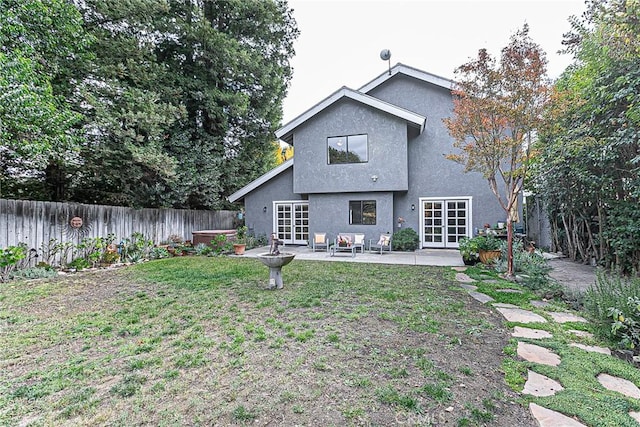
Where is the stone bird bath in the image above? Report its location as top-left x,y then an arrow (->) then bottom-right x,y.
256,233 -> 295,290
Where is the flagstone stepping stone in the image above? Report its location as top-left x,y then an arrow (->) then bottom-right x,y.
630,412 -> 640,422
569,343 -> 611,355
517,342 -> 561,366
468,291 -> 494,304
523,370 -> 564,396
597,373 -> 640,399
547,311 -> 587,323
459,284 -> 477,291
482,279 -> 500,284
567,329 -> 593,339
529,403 -> 587,427
495,307 -> 547,323
493,302 -> 519,308
512,326 -> 552,339
530,300 -> 551,308
455,272 -> 476,283
452,266 -> 467,272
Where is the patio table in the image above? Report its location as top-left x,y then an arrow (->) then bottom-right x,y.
330,244 -> 356,257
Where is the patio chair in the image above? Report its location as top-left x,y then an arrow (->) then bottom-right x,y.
369,234 -> 392,254
353,233 -> 366,253
312,232 -> 329,252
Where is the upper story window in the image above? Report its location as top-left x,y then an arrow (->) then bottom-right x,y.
327,134 -> 368,164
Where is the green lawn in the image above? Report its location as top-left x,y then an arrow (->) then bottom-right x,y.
1,257 -> 528,426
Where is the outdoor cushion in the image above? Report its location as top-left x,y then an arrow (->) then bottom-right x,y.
377,234 -> 390,246
315,233 -> 326,244
338,235 -> 351,245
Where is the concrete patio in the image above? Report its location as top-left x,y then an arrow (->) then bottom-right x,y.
240,245 -> 465,267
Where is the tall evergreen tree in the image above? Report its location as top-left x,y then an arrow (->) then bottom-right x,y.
72,0 -> 298,209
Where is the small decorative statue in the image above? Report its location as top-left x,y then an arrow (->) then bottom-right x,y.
269,233 -> 283,256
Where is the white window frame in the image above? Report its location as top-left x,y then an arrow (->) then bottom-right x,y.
273,200 -> 309,245
419,196 -> 473,249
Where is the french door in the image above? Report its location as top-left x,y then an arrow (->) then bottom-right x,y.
420,197 -> 471,248
274,201 -> 309,244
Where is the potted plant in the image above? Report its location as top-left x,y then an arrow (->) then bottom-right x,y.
233,225 -> 248,255
458,237 -> 480,265
476,236 -> 502,264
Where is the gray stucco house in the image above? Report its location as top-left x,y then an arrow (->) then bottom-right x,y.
228,63 -> 506,248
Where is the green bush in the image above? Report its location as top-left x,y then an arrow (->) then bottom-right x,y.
120,232 -> 153,262
392,228 -> 419,251
458,237 -> 480,264
474,236 -> 501,251
150,247 -> 170,259
584,271 -> 640,343
210,235 -> 233,255
68,257 -> 91,270
494,239 -> 552,290
194,243 -> 212,256
10,267 -> 59,280
608,297 -> 640,350
1,245 -> 28,282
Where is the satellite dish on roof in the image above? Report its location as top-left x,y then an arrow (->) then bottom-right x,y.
380,49 -> 391,75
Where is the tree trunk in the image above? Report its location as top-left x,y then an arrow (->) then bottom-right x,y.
506,217 -> 515,279
596,201 -> 605,263
561,213 -> 575,260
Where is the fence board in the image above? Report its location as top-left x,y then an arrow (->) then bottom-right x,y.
0,199 -> 236,263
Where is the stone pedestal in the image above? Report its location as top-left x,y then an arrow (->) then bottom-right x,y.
256,253 -> 296,290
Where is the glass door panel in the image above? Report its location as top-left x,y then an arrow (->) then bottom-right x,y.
275,202 -> 309,244
421,198 -> 470,248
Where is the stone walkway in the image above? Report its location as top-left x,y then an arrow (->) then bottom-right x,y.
452,266 -> 640,426
546,257 -> 598,293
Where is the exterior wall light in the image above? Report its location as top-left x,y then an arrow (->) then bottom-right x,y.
371,175 -> 378,182
263,206 -> 267,213
411,204 -> 415,211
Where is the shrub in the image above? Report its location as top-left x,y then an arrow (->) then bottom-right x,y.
102,251 -> 120,264
474,236 -> 501,251
608,297 -> 640,350
68,257 -> 91,270
494,238 -> 552,290
210,235 -> 232,255
149,247 -> 170,259
584,271 -> 640,343
458,237 -> 480,264
10,267 -> 58,280
121,232 -> 153,262
194,243 -> 212,256
392,228 -> 419,251
1,245 -> 28,282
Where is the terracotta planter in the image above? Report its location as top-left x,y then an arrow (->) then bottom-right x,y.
479,249 -> 501,264
233,243 -> 246,255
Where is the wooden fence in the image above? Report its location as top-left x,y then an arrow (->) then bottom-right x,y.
0,198 -> 237,254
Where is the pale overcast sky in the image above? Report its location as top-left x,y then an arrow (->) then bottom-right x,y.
282,0 -> 587,123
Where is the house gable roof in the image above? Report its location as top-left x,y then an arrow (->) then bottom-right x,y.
228,158 -> 293,203
275,86 -> 426,145
358,63 -> 454,94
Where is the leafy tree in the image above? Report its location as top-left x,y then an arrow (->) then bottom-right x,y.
444,25 -> 551,278
533,0 -> 640,273
0,0 -> 90,199
275,143 -> 294,164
